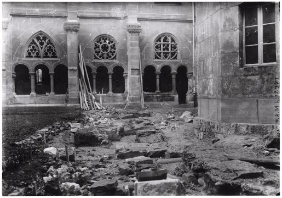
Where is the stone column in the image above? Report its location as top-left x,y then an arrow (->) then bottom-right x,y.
50,72 -> 54,95
187,73 -> 194,101
126,3 -> 142,103
30,72 -> 36,96
92,72 -> 96,94
171,72 -> 177,94
64,19 -> 80,104
156,72 -> 160,93
123,73 -> 128,94
108,72 -> 113,94
12,72 -> 16,95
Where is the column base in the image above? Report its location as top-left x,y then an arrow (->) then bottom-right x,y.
50,92 -> 55,96
30,92 -> 36,97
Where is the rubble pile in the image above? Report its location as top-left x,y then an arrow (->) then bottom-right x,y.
3,107 -> 280,196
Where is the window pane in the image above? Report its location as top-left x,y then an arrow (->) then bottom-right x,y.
245,27 -> 258,45
263,3 -> 275,24
245,46 -> 258,64
245,7 -> 257,26
263,44 -> 276,63
263,24 -> 275,43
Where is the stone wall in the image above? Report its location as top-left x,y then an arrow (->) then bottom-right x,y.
3,2 -> 193,105
195,2 -> 279,125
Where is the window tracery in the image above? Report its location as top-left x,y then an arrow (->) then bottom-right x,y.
94,35 -> 117,60
26,33 -> 58,58
155,34 -> 178,60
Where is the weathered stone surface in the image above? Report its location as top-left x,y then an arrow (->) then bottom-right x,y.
116,148 -> 146,159
118,163 -> 134,176
60,182 -> 80,195
146,148 -> 167,158
180,111 -> 193,122
44,147 -> 58,157
241,183 -> 280,196
8,188 -> 25,196
135,129 -> 166,143
182,173 -> 198,185
126,156 -> 154,166
74,129 -> 109,146
90,179 -> 118,195
136,169 -> 167,181
135,178 -> 185,196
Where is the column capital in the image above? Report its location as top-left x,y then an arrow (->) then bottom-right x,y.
171,71 -> 177,75
49,72 -> 54,75
2,18 -> 9,30
126,22 -> 142,36
12,73 -> 16,78
92,72 -> 97,75
123,73 -> 128,77
155,71 -> 161,75
187,72 -> 193,78
64,20 -> 80,33
29,72 -> 35,75
108,72 -> 113,75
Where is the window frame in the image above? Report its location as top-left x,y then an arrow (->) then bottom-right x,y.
242,3 -> 278,67
154,33 -> 179,61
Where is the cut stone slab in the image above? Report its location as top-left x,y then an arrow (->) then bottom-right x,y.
118,163 -> 134,176
135,129 -> 166,143
136,169 -> 167,181
126,156 -> 154,166
90,179 -> 118,195
134,178 -> 185,196
116,148 -> 146,159
180,111 -> 193,122
146,148 -> 167,158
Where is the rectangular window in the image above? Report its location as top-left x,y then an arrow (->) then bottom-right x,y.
243,3 -> 277,65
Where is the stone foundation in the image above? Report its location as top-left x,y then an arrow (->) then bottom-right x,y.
193,117 -> 279,139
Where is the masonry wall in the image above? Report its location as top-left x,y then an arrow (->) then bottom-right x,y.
3,2 -> 193,105
195,2 -> 279,125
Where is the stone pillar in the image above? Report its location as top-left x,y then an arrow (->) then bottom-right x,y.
64,19 -> 80,104
50,72 -> 54,95
156,72 -> 160,93
12,72 -> 16,95
171,72 -> 177,94
186,73 -> 194,102
92,72 -> 96,94
123,73 -> 128,94
108,72 -> 113,94
30,72 -> 36,96
126,3 -> 142,103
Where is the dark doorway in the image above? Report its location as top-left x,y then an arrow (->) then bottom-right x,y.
34,64 -> 50,95
15,64 -> 31,95
112,66 -> 125,93
96,66 -> 109,94
54,65 -> 68,94
143,66 -> 156,92
160,65 -> 172,92
176,66 -> 188,104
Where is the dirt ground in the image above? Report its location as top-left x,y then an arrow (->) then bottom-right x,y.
2,106 -> 280,196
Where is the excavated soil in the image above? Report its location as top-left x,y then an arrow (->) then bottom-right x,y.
2,106 -> 280,196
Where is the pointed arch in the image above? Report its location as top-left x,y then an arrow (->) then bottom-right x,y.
25,31 -> 58,58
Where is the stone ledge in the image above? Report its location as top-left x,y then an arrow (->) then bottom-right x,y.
193,117 -> 279,139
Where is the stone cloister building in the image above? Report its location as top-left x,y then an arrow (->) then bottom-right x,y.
2,2 -> 279,134
2,2 -> 194,106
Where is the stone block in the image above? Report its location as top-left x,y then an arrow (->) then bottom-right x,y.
134,178 -> 185,196
258,99 -> 277,124
135,129 -> 166,143
221,98 -> 258,123
90,179 -> 118,195
116,148 -> 146,159
126,156 -> 154,166
74,129 -> 108,146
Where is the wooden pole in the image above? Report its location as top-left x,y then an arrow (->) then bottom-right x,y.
43,131 -> 46,144
139,55 -> 145,109
73,147 -> 76,161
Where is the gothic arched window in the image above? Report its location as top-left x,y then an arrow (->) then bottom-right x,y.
94,35 -> 117,60
155,34 -> 178,60
26,32 -> 58,58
